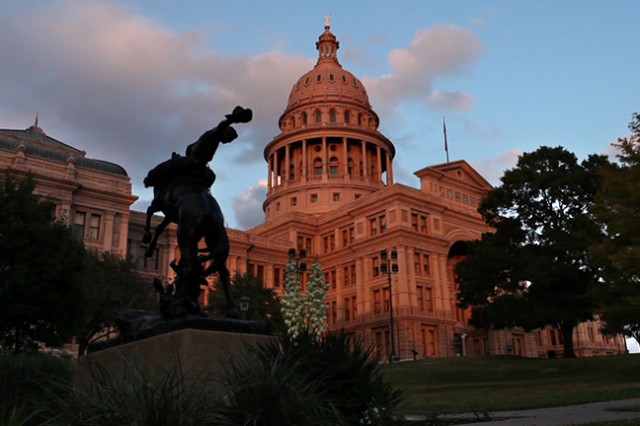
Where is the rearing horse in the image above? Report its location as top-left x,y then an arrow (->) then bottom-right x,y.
142,106 -> 252,318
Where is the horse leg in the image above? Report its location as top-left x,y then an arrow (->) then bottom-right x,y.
142,202 -> 158,244
145,216 -> 170,257
204,225 -> 236,318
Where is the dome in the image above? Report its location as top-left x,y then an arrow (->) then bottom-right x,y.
283,25 -> 372,114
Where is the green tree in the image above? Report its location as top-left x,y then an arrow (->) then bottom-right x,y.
281,257 -> 328,339
0,174 -> 89,352
207,272 -> 285,334
79,251 -> 157,354
589,112 -> 640,344
456,146 -> 608,357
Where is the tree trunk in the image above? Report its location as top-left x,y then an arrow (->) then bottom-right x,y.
560,322 -> 576,358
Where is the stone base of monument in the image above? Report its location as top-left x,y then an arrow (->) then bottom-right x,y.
76,328 -> 273,391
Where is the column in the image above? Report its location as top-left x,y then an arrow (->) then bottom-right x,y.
273,149 -> 279,187
103,212 -> 115,251
361,140 -> 368,177
386,150 -> 394,185
322,136 -> 328,181
343,137 -> 349,179
302,139 -> 308,183
376,145 -> 383,184
285,144 -> 291,184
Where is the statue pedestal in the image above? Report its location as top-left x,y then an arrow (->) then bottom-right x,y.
76,329 -> 273,389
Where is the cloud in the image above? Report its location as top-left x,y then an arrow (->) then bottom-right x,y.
232,179 -> 267,229
362,24 -> 482,109
426,90 -> 474,110
0,0 -> 311,199
470,149 -> 521,185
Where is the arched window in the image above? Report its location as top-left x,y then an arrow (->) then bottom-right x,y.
313,158 -> 323,178
302,112 -> 308,125
357,113 -> 362,126
329,108 -> 337,123
344,110 -> 350,124
329,157 -> 339,177
315,109 -> 322,124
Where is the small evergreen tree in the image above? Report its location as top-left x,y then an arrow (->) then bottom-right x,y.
281,257 -> 328,339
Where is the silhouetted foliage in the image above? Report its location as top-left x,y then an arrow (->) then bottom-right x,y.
0,174 -> 89,352
206,272 -> 285,334
79,251 -> 157,354
456,146 -> 609,357
589,112 -> 640,344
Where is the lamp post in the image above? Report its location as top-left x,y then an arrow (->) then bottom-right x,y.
239,296 -> 250,320
381,249 -> 399,362
288,248 -> 307,272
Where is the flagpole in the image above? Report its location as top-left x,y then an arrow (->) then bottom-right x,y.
443,116 -> 449,163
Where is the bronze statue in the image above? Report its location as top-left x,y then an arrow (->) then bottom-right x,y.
142,106 -> 253,318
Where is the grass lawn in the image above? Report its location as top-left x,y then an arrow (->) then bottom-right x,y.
382,354 -> 640,416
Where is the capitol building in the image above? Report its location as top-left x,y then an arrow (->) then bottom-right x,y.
0,22 -> 625,358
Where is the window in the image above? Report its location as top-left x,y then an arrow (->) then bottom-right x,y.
314,158 -> 323,177
74,211 -> 86,237
88,214 -> 101,240
369,214 -> 386,236
411,212 -> 428,234
373,289 -> 382,313
372,257 -> 380,277
344,297 -> 351,321
273,267 -> 281,288
329,157 -> 339,176
414,252 -> 430,275
291,197 -> 297,206
344,110 -> 350,123
333,192 -> 340,202
315,109 -> 322,123
302,112 -> 308,125
329,108 -> 336,123
138,246 -> 158,270
310,193 -> 318,203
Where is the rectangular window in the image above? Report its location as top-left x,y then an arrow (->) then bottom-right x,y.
372,257 -> 380,277
373,289 -> 382,314
425,287 -> 433,312
383,287 -> 390,313
370,218 -> 378,236
89,214 -> 101,240
333,192 -> 340,201
273,267 -> 281,288
417,285 -> 424,311
74,211 -> 86,237
344,297 -> 351,321
310,193 -> 318,203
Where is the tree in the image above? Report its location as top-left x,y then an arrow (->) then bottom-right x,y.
456,146 -> 608,357
79,251 -> 157,354
589,112 -> 640,344
207,272 -> 285,334
281,257 -> 328,339
0,174 -> 89,351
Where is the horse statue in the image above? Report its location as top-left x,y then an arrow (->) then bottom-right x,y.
142,106 -> 253,318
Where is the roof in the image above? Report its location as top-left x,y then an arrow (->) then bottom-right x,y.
0,126 -> 129,176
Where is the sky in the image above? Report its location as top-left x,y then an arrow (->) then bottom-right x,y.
1,0 -> 639,351
1,1 -> 639,228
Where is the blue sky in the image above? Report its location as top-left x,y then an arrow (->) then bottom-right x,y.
1,0 -> 638,231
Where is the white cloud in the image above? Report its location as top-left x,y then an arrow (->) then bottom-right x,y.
363,24 -> 482,108
0,0 -> 311,196
232,179 -> 267,229
427,90 -> 474,110
470,149 -> 521,185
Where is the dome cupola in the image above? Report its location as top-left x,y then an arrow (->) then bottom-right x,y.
263,19 -> 395,221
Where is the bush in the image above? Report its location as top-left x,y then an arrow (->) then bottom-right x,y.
0,352 -> 75,425
215,330 -> 403,425
51,355 -> 220,426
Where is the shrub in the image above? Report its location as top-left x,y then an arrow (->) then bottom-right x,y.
49,355 -> 221,426
0,352 -> 74,425
215,330 -> 403,425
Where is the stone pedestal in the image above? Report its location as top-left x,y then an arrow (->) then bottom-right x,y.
76,329 -> 273,389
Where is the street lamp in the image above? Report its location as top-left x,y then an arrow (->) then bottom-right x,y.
239,296 -> 250,320
381,249 -> 399,362
288,248 -> 307,272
